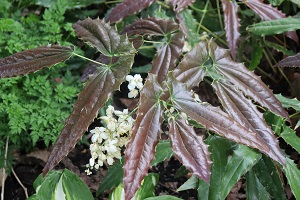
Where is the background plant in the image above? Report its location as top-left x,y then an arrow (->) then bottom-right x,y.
0,0 -> 300,199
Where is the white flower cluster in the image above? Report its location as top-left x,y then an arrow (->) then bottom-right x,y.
85,105 -> 134,175
126,74 -> 143,98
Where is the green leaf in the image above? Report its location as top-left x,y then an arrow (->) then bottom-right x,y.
265,41 -> 295,56
178,9 -> 200,47
252,155 -> 286,200
109,183 -> 125,200
37,0 -> 105,9
275,94 -> 300,111
200,136 -> 261,200
152,139 -> 173,166
284,157 -> 300,199
280,124 -> 300,154
249,45 -> 263,70
247,17 -> 300,36
97,158 -> 124,196
135,173 -> 159,199
177,175 -> 198,192
0,45 -> 74,78
145,196 -> 183,200
36,169 -> 93,200
246,170 -> 270,200
62,169 -> 94,200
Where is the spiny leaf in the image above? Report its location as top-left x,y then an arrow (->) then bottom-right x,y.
0,45 -> 73,78
124,74 -> 164,200
173,41 -> 208,89
247,17 -> 300,36
221,0 -> 240,60
122,18 -> 179,36
169,0 -> 195,14
168,116 -> 211,183
151,32 -> 184,83
213,81 -> 285,165
208,40 -> 290,121
284,157 -> 300,199
168,73 -> 270,153
275,52 -> 300,67
43,68 -> 114,176
106,0 -> 156,23
243,0 -> 298,42
72,18 -> 135,56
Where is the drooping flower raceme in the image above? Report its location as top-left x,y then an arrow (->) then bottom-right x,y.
85,105 -> 134,175
126,74 -> 143,98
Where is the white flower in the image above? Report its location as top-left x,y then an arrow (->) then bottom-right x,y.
128,89 -> 139,98
86,106 -> 135,175
126,74 -> 143,98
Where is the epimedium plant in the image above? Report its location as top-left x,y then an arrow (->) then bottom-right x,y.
1,0 -> 300,199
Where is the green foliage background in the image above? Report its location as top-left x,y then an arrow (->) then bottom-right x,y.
0,0 -> 83,152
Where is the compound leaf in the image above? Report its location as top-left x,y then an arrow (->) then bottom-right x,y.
209,40 -> 290,121
106,0 -> 156,23
169,74 -> 269,153
72,18 -> 135,57
43,21 -> 135,176
168,116 -> 212,183
124,74 -> 164,200
213,81 -> 285,165
122,18 -> 179,36
0,45 -> 73,78
221,0 -> 240,60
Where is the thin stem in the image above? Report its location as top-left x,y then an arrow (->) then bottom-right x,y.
256,67 -> 277,83
216,0 -> 224,30
11,168 -> 28,199
1,137 -> 9,200
262,49 -> 276,73
72,52 -> 107,66
196,0 -> 210,33
199,25 -> 227,45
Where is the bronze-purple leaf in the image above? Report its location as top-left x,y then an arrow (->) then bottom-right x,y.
106,0 -> 156,23
173,41 -> 208,89
275,52 -> 300,67
213,81 -> 286,165
243,0 -> 298,43
208,40 -> 290,122
151,32 -> 184,83
124,74 -> 164,200
170,0 -> 195,14
122,18 -> 179,36
168,73 -> 270,153
221,0 -> 240,60
43,68 -> 115,176
168,116 -> 211,183
73,18 -> 136,56
0,45 -> 73,78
